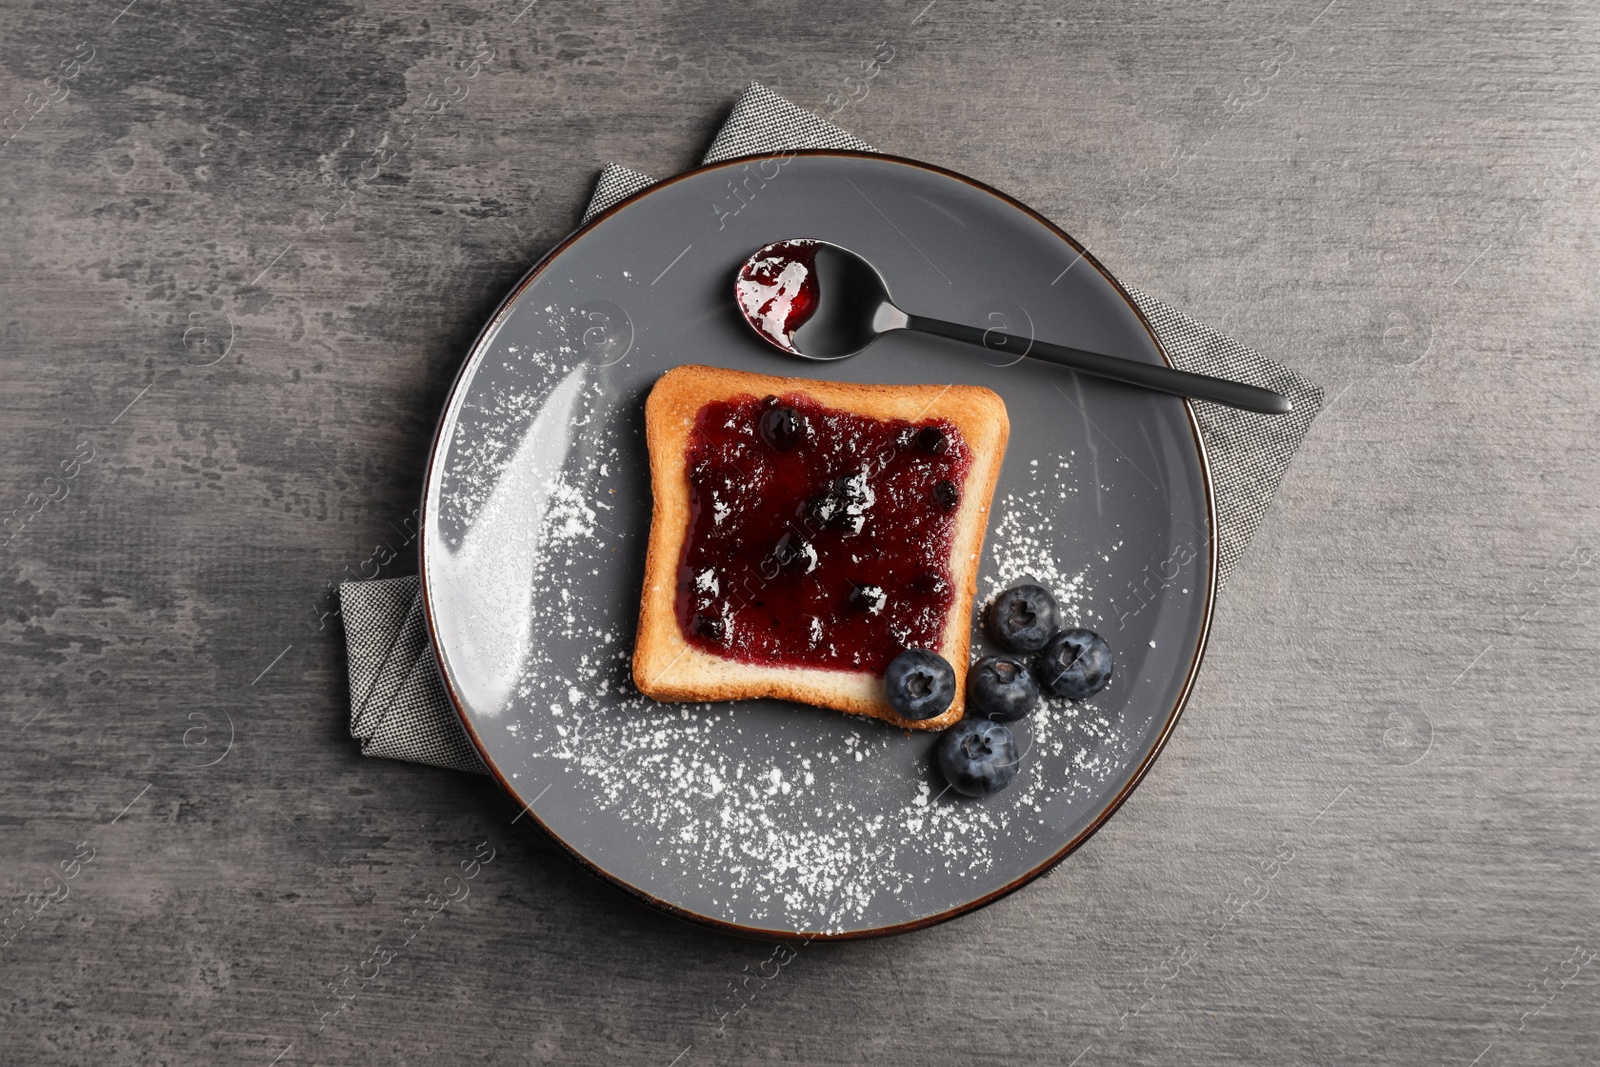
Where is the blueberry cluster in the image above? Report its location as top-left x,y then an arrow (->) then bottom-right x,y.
948,582 -> 1113,796
880,583 -> 1116,799
981,583 -> 1112,705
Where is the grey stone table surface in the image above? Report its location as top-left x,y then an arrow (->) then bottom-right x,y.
2,1 -> 1596,1064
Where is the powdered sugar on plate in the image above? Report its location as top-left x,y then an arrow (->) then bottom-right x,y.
984,452 -> 1126,629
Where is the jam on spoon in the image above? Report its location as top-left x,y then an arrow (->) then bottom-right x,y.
734,240 -> 821,352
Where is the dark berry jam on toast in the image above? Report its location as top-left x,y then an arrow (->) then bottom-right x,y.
677,391 -> 973,673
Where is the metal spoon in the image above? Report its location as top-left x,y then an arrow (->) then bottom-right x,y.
734,239 -> 1292,415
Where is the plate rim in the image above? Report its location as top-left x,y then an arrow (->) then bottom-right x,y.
419,149 -> 1219,940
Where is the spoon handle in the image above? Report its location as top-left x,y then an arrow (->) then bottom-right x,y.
902,315 -> 1292,415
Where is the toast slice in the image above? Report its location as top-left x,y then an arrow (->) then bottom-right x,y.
632,364 -> 1009,729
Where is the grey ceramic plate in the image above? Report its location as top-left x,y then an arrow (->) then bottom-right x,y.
421,151 -> 1216,939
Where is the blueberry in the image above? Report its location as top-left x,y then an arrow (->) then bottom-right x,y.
915,425 -> 949,455
966,655 -> 1040,722
933,479 -> 959,511
884,648 -> 956,720
936,719 -> 1020,797
692,612 -> 725,641
848,584 -> 887,614
771,531 -> 818,574
986,583 -> 1060,652
828,470 -> 875,534
1036,628 -> 1113,700
833,469 -> 874,506
759,404 -> 807,450
833,511 -> 866,536
833,470 -> 875,508
799,493 -> 839,528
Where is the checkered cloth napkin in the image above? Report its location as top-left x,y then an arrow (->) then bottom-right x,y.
340,82 -> 1323,775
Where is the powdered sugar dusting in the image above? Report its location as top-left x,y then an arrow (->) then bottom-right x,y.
984,452 -> 1124,631
506,644 -> 1138,932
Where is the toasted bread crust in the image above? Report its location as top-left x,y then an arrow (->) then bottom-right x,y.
632,364 -> 1009,730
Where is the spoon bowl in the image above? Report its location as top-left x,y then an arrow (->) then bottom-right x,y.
735,239 -> 901,360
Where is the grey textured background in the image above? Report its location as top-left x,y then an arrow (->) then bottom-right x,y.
1,1 -> 1596,1064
